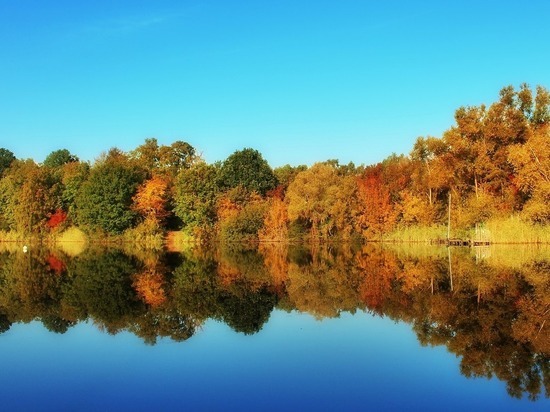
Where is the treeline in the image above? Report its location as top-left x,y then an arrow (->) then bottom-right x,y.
0,244 -> 548,399
1,83 -> 550,243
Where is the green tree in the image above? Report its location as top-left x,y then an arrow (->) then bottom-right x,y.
0,169 -> 18,230
76,160 -> 143,234
131,138 -> 197,177
219,198 -> 268,242
131,138 -> 160,171
60,161 -> 90,222
218,148 -> 278,195
274,164 -> 307,191
0,148 -> 16,176
158,140 -> 197,176
43,149 -> 79,168
533,85 -> 550,125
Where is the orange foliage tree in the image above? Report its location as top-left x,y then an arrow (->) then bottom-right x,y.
132,175 -> 171,223
259,198 -> 289,242
356,165 -> 396,237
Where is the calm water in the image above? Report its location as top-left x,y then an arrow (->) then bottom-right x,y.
0,243 -> 548,411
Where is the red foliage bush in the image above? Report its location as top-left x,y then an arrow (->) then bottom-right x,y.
47,209 -> 67,229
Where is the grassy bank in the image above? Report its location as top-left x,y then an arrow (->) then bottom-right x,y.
0,225 -> 199,255
2,216 -> 549,251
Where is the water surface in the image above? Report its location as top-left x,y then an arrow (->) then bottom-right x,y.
0,243 -> 548,410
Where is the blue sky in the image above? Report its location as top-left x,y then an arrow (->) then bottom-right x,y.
1,0 -> 549,167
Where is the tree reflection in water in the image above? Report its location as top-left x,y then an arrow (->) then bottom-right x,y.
0,243 -> 548,399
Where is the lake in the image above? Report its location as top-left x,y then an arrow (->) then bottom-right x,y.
0,243 -> 548,411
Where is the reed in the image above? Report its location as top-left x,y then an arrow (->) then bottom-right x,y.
382,225 -> 447,243
383,217 -> 550,245
484,216 -> 550,244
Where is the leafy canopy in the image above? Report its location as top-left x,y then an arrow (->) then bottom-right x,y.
218,148 -> 277,195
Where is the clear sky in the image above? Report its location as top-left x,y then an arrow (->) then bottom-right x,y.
1,0 -> 550,167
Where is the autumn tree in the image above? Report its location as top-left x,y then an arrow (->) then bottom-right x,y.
286,163 -> 359,239
356,164 -> 397,237
399,191 -> 435,225
410,136 -> 448,207
259,198 -> 289,242
132,175 -> 171,223
440,85 -> 540,211
0,159 -> 62,233
509,125 -> 550,222
0,165 -> 18,230
532,85 -> 550,125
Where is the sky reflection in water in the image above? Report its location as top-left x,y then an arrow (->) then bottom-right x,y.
0,311 -> 545,411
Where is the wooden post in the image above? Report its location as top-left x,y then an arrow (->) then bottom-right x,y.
448,247 -> 453,292
447,192 -> 451,242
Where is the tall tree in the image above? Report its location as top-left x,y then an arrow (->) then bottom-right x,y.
410,136 -> 447,205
